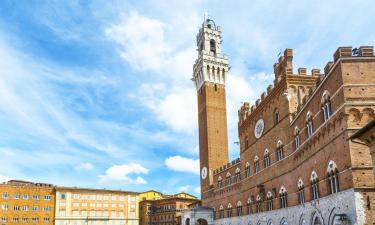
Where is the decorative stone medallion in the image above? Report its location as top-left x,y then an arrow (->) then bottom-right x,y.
254,118 -> 265,139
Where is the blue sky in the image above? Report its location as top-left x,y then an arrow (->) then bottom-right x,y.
0,0 -> 374,196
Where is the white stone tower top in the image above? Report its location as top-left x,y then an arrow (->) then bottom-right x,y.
192,18 -> 229,91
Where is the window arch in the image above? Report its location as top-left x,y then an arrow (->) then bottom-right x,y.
264,149 -> 271,168
321,91 -> 332,122
256,195 -> 262,213
276,140 -> 284,161
227,203 -> 233,217
266,191 -> 273,211
306,111 -> 314,138
297,178 -> 305,204
254,156 -> 260,173
310,171 -> 320,200
235,168 -> 241,183
279,186 -> 288,208
226,172 -> 232,186
236,201 -> 243,216
327,160 -> 339,194
294,127 -> 301,150
245,162 -> 250,178
217,176 -> 222,188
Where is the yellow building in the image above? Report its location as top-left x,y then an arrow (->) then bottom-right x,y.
0,180 -> 55,225
54,187 -> 139,225
139,191 -> 200,225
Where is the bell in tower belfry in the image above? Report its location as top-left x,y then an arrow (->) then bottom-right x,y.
192,17 -> 229,196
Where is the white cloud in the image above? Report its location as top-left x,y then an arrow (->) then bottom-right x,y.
76,162 -> 94,171
177,185 -> 190,193
106,11 -> 199,133
194,186 -> 200,194
105,11 -> 170,73
165,156 -> 199,175
99,163 -> 148,185
0,174 -> 10,183
139,84 -> 197,133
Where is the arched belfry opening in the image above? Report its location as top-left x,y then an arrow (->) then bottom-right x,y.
210,39 -> 216,56
185,218 -> 190,225
196,219 -> 208,225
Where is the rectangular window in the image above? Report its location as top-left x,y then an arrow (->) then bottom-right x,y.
22,217 -> 28,223
61,193 -> 66,200
14,205 -> 20,211
44,206 -> 50,212
14,194 -> 20,199
44,195 -> 51,200
119,195 -> 125,201
111,195 -> 117,201
32,195 -> 40,200
23,205 -> 28,211
103,195 -> 108,201
44,217 -> 50,223
32,206 -> 39,211
23,194 -> 29,200
73,194 -> 79,199
32,217 -> 39,223
1,217 -> 7,222
13,217 -> 19,223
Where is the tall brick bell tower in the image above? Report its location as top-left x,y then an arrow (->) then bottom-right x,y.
192,17 -> 229,196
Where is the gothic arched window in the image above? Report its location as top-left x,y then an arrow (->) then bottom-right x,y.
235,168 -> 241,183
327,160 -> 339,194
310,171 -> 320,200
247,197 -> 253,214
266,191 -> 273,211
306,112 -> 314,138
219,205 -> 224,219
245,162 -> 250,178
294,127 -> 301,150
217,176 -> 222,188
276,141 -> 284,161
279,186 -> 288,208
236,201 -> 243,216
254,156 -> 260,173
297,178 -> 305,204
227,203 -> 233,217
264,149 -> 271,168
321,91 -> 332,122
226,172 -> 232,186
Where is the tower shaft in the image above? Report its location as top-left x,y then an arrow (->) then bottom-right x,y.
193,18 -> 229,194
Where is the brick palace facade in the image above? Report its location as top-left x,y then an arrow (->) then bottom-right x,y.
182,18 -> 375,225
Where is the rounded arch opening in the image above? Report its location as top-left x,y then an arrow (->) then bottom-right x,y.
196,219 -> 208,225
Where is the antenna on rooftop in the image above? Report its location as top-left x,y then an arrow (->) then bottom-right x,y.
204,11 -> 210,20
